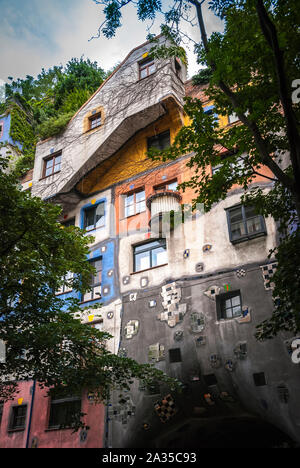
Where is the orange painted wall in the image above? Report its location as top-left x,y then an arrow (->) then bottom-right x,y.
115,157 -> 196,236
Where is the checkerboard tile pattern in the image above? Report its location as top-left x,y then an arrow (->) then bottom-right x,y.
260,262 -> 278,290
154,394 -> 177,423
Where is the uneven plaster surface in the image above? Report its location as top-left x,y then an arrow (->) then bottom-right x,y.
108,267 -> 300,448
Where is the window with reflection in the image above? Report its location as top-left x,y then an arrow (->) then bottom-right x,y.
83,202 -> 105,231
133,239 -> 167,272
226,204 -> 266,243
43,152 -> 61,177
123,189 -> 145,218
139,58 -> 156,79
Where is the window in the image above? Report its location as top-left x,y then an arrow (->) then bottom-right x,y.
82,258 -> 102,302
123,189 -> 145,217
226,204 -> 266,243
253,372 -> 267,387
203,374 -> 218,386
83,202 -> 105,231
89,112 -> 101,130
56,271 -> 74,295
212,156 -> 245,175
43,152 -> 61,178
147,130 -> 170,152
216,291 -> 242,320
154,179 -> 178,193
48,395 -> 81,429
139,57 -> 156,79
9,405 -> 27,431
169,348 -> 182,363
211,150 -> 244,175
133,239 -> 167,272
174,57 -> 182,77
204,105 -> 219,124
62,217 -> 75,227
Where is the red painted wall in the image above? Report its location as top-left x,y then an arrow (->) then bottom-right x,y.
0,381 -> 106,448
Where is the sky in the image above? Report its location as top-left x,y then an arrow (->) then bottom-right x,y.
0,0 -> 223,87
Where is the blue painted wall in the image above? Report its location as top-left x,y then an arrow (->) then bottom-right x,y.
0,113 -> 23,150
57,240 -> 116,310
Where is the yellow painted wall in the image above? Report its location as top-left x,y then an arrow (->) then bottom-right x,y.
76,100 -> 228,195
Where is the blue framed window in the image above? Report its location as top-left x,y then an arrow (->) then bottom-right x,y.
83,202 -> 105,232
226,204 -> 266,244
82,257 -> 102,303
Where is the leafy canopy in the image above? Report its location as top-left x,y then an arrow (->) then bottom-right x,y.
0,157 -> 178,408
92,0 -> 300,339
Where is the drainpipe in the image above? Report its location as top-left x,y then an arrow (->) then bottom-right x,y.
25,379 -> 36,448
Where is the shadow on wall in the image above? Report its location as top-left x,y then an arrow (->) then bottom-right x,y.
155,416 -> 295,448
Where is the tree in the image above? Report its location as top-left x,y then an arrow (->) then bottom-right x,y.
2,57 -> 109,176
0,158 -> 178,418
91,0 -> 300,338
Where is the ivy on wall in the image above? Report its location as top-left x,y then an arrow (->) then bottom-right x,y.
8,103 -> 36,176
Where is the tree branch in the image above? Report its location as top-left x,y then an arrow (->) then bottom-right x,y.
190,0 -> 295,192
255,0 -> 300,196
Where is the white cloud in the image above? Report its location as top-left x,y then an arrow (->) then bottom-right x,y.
0,0 -> 223,82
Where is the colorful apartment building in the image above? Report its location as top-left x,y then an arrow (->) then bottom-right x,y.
1,36 -> 300,448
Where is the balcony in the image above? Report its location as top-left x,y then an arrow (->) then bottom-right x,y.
147,190 -> 182,234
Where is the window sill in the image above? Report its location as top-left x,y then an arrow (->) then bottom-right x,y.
231,231 -> 267,244
84,125 -> 102,134
7,428 -> 25,433
137,70 -> 157,82
45,426 -> 75,432
216,315 -> 242,324
80,297 -> 102,305
83,225 -> 105,234
39,170 -> 61,181
131,263 -> 168,275
55,290 -> 73,297
120,210 -> 146,221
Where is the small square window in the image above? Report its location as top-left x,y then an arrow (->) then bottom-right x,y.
216,291 -> 242,320
147,130 -> 170,152
139,58 -> 156,79
253,372 -> 267,387
43,152 -> 62,178
169,348 -> 182,363
9,405 -> 27,431
154,179 -> 178,193
226,204 -> 266,243
203,374 -> 217,386
89,113 -> 101,130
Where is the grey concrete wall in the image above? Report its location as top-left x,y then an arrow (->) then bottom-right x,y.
108,264 -> 300,447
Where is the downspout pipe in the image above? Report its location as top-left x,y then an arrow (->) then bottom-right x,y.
25,379 -> 36,448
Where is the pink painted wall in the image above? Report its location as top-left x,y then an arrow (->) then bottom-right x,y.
0,381 -> 106,448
